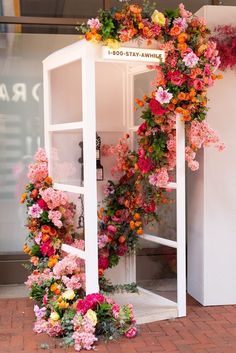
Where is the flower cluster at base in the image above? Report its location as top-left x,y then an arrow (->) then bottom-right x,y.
21,149 -> 137,351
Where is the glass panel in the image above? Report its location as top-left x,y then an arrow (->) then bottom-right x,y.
50,59 -> 82,124
0,32 -> 78,254
65,192 -> 85,244
50,129 -> 84,186
144,189 -> 176,241
95,62 -> 125,132
133,70 -> 156,126
136,240 -> 177,302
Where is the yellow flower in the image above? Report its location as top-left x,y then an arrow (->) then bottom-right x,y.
62,289 -> 75,301
106,38 -> 120,50
85,309 -> 97,326
151,10 -> 166,26
50,311 -> 60,321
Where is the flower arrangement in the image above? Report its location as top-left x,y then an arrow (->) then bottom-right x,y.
21,149 -> 137,351
211,25 -> 236,71
22,1 -> 225,351
80,1 -> 225,275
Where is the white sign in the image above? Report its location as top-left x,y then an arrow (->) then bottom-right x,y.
102,46 -> 165,64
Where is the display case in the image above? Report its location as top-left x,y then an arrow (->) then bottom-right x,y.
43,39 -> 186,323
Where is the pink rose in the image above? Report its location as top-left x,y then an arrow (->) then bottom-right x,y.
125,326 -> 137,338
167,70 -> 186,86
193,79 -> 204,91
137,122 -> 147,136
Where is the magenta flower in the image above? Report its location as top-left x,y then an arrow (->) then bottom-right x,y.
125,326 -> 137,338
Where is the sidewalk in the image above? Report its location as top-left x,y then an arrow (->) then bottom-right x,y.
1,296 -> 236,353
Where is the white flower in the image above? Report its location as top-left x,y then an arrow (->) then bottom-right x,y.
155,87 -> 173,104
62,289 -> 75,301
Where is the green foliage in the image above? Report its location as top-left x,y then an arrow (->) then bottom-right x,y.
30,244 -> 40,256
164,8 -> 179,20
108,254 -> 119,268
98,9 -> 117,40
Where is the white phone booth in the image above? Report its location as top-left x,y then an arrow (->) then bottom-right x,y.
43,39 -> 186,323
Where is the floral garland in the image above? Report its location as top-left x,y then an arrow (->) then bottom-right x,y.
82,1 -> 225,276
22,149 -> 137,351
211,25 -> 236,71
22,1 -> 225,351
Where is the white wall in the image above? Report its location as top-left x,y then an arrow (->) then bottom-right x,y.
187,6 -> 236,305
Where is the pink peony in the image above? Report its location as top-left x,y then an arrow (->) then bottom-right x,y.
149,168 -> 169,188
48,210 -> 63,228
183,51 -> 199,68
34,148 -> 48,163
87,18 -> 101,30
125,326 -> 137,338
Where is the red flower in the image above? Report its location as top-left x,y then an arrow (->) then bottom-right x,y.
137,122 -> 147,136
37,198 -> 48,210
167,70 -> 186,86
193,79 -> 204,91
98,256 -> 109,270
116,244 -> 128,256
149,98 -> 167,115
137,157 -> 153,173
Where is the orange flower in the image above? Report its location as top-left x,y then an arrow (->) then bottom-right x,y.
177,32 -> 188,43
30,189 -> 38,199
30,256 -> 39,266
41,225 -> 50,233
130,221 -> 135,230
171,98 -> 178,105
148,146 -> 154,153
135,98 -> 144,107
114,12 -> 123,21
189,68 -> 202,79
48,255 -> 59,268
44,176 -> 52,185
58,300 -> 69,309
135,221 -> 142,228
99,268 -> 104,277
168,103 -> 175,111
170,26 -> 181,36
175,107 -> 184,115
178,92 -> 186,101
85,31 -> 93,41
137,228 -> 144,235
49,227 -> 57,237
118,235 -> 126,244
20,193 -> 27,204
134,213 -> 141,221
42,233 -> 50,242
177,43 -> 188,52
50,283 -> 61,295
129,4 -> 142,14
189,88 -> 196,98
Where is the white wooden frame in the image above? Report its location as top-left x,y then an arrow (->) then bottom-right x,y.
43,40 -> 186,316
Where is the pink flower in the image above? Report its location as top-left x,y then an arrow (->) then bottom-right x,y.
167,70 -> 186,86
173,17 -> 188,31
125,326 -> 137,338
107,225 -> 117,233
48,210 -> 62,228
34,148 -> 48,163
40,241 -> 55,257
40,187 -> 68,209
28,162 -> 48,184
179,3 -> 192,19
183,51 -> 199,68
149,168 -> 169,187
193,79 -> 204,91
87,18 -> 101,30
155,87 -> 173,104
28,204 -> 43,218
112,303 -> 120,319
188,160 -> 199,171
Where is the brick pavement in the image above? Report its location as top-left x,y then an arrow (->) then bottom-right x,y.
1,296 -> 236,353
